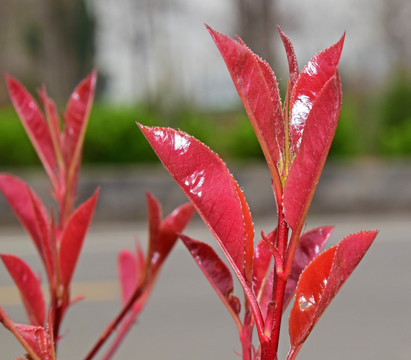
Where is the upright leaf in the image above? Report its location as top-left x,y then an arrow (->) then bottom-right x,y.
283,226 -> 333,309
58,189 -> 99,287
118,250 -> 138,305
180,234 -> 241,318
63,71 -> 97,173
288,230 -> 378,357
207,25 -> 284,179
284,75 -> 342,231
289,34 -> 345,153
138,125 -> 254,282
6,75 -> 57,185
0,175 -> 48,256
0,254 -> 46,326
277,26 -> 299,94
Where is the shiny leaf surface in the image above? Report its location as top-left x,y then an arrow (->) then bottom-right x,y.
139,125 -> 254,281
207,25 -> 284,178
180,234 -> 241,316
288,230 -> 378,355
59,189 -> 99,287
6,75 -> 57,184
0,254 -> 46,326
289,34 -> 345,153
63,70 -> 97,172
283,226 -> 333,309
284,75 -> 342,230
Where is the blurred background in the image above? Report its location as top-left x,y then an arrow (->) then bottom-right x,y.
0,0 -> 410,359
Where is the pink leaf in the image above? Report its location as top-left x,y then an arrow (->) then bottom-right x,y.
0,175 -> 48,256
6,75 -> 57,185
59,189 -> 99,287
180,234 -> 241,317
289,34 -> 345,154
63,71 -> 97,172
277,26 -> 299,94
288,230 -> 378,356
284,75 -> 342,231
138,125 -> 254,282
207,25 -> 284,178
118,250 -> 138,305
0,254 -> 45,326
283,226 -> 333,310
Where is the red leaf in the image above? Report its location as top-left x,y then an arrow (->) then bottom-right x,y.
118,250 -> 138,305
283,226 -> 333,310
0,175 -> 48,256
288,230 -> 378,356
289,34 -> 345,153
284,75 -> 342,231
138,125 -> 254,282
180,234 -> 241,317
207,25 -> 285,178
14,323 -> 55,360
0,254 -> 45,326
277,26 -> 299,94
63,71 -> 97,173
253,231 -> 275,297
58,189 -> 99,287
6,75 -> 57,185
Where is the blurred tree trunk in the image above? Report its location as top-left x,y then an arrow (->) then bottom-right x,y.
0,0 -> 94,105
236,0 -> 276,64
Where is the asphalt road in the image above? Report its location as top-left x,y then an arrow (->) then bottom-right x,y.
0,213 -> 410,359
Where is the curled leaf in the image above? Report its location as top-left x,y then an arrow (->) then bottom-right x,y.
288,230 -> 378,357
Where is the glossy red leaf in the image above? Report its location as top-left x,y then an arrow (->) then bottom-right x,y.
0,254 -> 45,326
118,250 -> 138,305
63,70 -> 97,172
0,175 -> 48,256
277,26 -> 299,94
6,75 -> 57,185
284,75 -> 342,231
288,230 -> 378,356
207,25 -> 284,178
289,34 -> 345,154
59,189 -> 99,287
283,226 -> 333,310
139,125 -> 254,282
180,234 -> 241,317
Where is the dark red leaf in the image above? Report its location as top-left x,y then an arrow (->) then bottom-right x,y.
288,230 -> 378,356
180,234 -> 241,317
118,250 -> 138,305
58,189 -> 99,287
0,254 -> 45,326
253,231 -> 275,297
283,226 -> 333,310
0,175 -> 48,256
284,75 -> 342,231
207,25 -> 284,179
289,34 -> 345,154
6,75 -> 57,185
63,71 -> 97,173
138,125 -> 253,282
277,26 -> 299,94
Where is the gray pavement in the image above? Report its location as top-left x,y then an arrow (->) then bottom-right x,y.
0,212 -> 410,359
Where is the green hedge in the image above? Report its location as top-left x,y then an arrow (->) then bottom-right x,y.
0,72 -> 410,167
